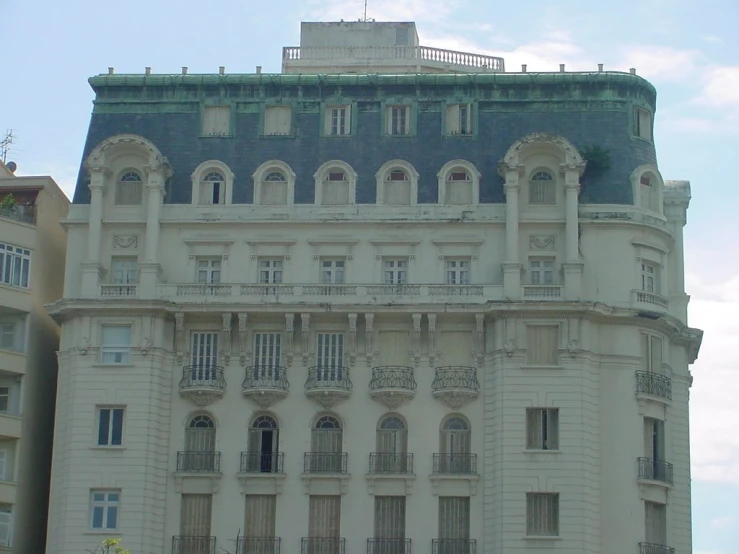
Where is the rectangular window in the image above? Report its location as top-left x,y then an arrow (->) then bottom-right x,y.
263,105 -> 292,136
445,259 -> 470,285
645,501 -> 667,545
202,106 -> 231,136
309,495 -> 341,538
641,262 -> 659,293
326,105 -> 351,136
446,104 -> 472,135
383,258 -> 408,285
641,334 -> 663,373
526,408 -> 559,450
97,407 -> 124,446
387,105 -> 411,135
0,451 -> 6,481
375,496 -> 406,540
180,494 -> 212,537
317,333 -> 344,369
634,107 -> 652,141
259,259 -> 283,284
111,257 -> 138,285
0,505 -> 11,548
529,258 -> 555,285
644,417 -> 665,461
245,495 -> 277,538
254,333 -> 282,369
90,490 -> 120,531
196,258 -> 221,284
526,493 -> 559,536
191,333 -> 219,369
0,323 -> 15,350
0,388 -> 8,412
0,242 -> 31,288
101,325 -> 132,365
438,497 -> 470,540
526,325 -> 559,366
321,259 -> 345,284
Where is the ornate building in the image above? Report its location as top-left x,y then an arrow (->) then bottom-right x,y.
46,21 -> 702,554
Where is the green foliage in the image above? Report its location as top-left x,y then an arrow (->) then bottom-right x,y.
87,538 -> 130,554
0,194 -> 16,210
580,145 -> 612,180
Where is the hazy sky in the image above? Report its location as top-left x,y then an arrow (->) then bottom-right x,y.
2,0 -> 738,551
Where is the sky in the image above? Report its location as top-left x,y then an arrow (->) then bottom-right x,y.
2,0 -> 739,550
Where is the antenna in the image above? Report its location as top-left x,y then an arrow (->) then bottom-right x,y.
0,130 -> 14,163
363,0 -> 368,21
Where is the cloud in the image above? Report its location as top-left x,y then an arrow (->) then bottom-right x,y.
695,66 -> 739,110
618,45 -> 703,83
711,515 -> 738,529
15,162 -> 76,200
306,0 -> 459,25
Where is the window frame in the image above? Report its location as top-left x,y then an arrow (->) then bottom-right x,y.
114,170 -> 144,206
528,170 -> 557,206
89,489 -> 121,531
323,104 -> 353,137
190,160 -> 234,206
526,408 -> 560,451
314,161 -> 358,206
201,104 -> 233,137
262,104 -> 294,137
0,322 -> 15,351
320,258 -> 346,284
633,106 -> 653,142
0,505 -> 11,548
96,406 -> 125,447
258,259 -> 283,284
0,242 -> 31,289
375,160 -> 419,206
195,257 -> 222,284
110,257 -> 139,285
445,258 -> 471,285
0,388 -> 9,413
382,101 -> 416,137
526,493 -> 559,537
529,258 -> 556,286
525,324 -> 560,367
383,258 -> 409,285
444,102 -> 475,136
252,161 -> 296,206
100,325 -> 132,365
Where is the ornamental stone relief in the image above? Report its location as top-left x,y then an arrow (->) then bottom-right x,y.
112,235 -> 139,249
529,235 -> 555,250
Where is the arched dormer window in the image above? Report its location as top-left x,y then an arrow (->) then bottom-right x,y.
253,161 -> 295,206
314,161 -> 357,205
529,170 -> 556,205
191,160 -> 234,206
631,165 -> 664,214
437,160 -> 480,205
376,160 -> 419,206
115,171 -> 143,205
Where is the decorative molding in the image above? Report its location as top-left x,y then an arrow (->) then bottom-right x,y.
246,240 -> 296,261
301,313 -> 311,365
434,389 -> 480,409
175,312 -> 185,363
221,313 -> 232,364
300,473 -> 351,495
365,473 -> 416,495
285,314 -> 295,366
365,313 -> 375,365
529,235 -> 556,250
308,240 -> 358,261
243,388 -> 289,409
427,314 -> 437,366
429,474 -> 479,496
475,314 -> 485,367
411,314 -> 422,366
180,389 -> 225,407
432,239 -> 483,260
371,239 -> 422,261
112,235 -> 139,250
348,313 -> 357,367
173,473 -> 222,494
238,313 -> 249,366
370,389 -> 416,410
305,389 -> 350,409
236,472 -> 287,495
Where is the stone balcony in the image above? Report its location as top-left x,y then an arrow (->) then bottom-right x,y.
632,289 -> 670,313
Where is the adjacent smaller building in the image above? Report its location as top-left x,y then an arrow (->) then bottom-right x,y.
0,161 -> 68,553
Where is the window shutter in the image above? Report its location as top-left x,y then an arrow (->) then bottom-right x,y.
0,511 -> 10,547
645,501 -> 666,544
526,326 -> 559,365
526,409 -> 542,449
309,496 -> 341,538
446,104 -> 460,134
245,495 -> 276,537
438,497 -> 470,540
180,494 -> 212,536
261,181 -> 288,205
374,496 -> 406,539
215,107 -> 230,135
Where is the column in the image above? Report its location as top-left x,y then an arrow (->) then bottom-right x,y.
664,200 -> 689,322
502,168 -> 522,300
80,169 -> 106,297
139,168 -> 166,297
563,169 -> 584,300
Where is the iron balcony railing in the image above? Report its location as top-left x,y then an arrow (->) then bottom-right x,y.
639,542 -> 675,554
305,366 -> 352,392
433,453 -> 477,475
172,536 -> 216,554
0,206 -> 35,225
301,538 -> 346,554
236,537 -> 281,554
303,452 -> 348,473
176,451 -> 221,473
431,367 -> 480,393
369,452 -> 414,474
431,539 -> 476,554
635,371 -> 672,400
637,457 -> 674,485
367,538 -> 411,554
242,366 -> 289,392
369,366 -> 417,392
240,451 -> 284,473
180,366 -> 226,390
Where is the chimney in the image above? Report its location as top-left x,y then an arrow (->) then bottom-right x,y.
630,68 -> 636,75
219,66 -> 225,75
256,66 -> 262,75
108,67 -> 114,75
598,63 -> 603,72
521,64 -> 527,73
145,67 -> 151,76
182,66 -> 188,75
559,64 -> 565,73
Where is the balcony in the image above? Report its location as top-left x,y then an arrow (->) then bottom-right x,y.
176,284 -> 232,297
367,539 -> 411,554
635,371 -> 672,401
369,366 -> 416,409
305,366 -> 352,409
639,543 -> 675,554
431,539 -> 476,554
301,538 -> 346,554
176,451 -> 221,473
366,285 -> 421,297
369,453 -> 414,474
637,457 -> 673,486
433,454 -> 477,475
304,452 -> 348,474
179,366 -> 226,406
0,206 -> 35,225
242,366 -> 289,408
632,289 -> 670,312
237,537 -> 281,554
523,285 -> 562,299
0,413 -> 21,439
100,284 -> 138,298
172,536 -> 216,554
428,285 -> 483,297
241,284 -> 295,296
431,366 -> 479,409
240,452 -> 285,474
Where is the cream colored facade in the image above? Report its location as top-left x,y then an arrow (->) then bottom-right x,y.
46,22 -> 702,554
0,161 -> 68,553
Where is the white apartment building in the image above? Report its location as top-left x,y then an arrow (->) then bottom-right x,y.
0,161 -> 68,553
46,22 -> 702,554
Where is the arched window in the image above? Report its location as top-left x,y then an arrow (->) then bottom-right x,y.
529,171 -> 555,205
246,415 -> 280,473
437,160 -> 480,206
630,165 -> 664,214
261,171 -> 288,205
310,415 -> 343,472
253,161 -> 295,206
115,171 -> 143,205
439,415 -> 471,473
376,161 -> 419,206
640,175 -> 657,211
200,171 -> 225,205
314,161 -> 357,205
183,414 -> 217,471
375,415 -> 408,472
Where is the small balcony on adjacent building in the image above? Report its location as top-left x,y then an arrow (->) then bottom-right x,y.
172,536 -> 216,554
367,538 -> 412,554
637,457 -> 673,486
179,366 -> 226,406
305,366 -> 352,409
638,543 -> 675,554
242,366 -> 289,408
236,537 -> 281,554
176,451 -> 221,473
635,371 -> 672,402
431,539 -> 476,554
431,367 -> 480,409
240,451 -> 285,474
301,537 -> 346,554
369,366 -> 417,409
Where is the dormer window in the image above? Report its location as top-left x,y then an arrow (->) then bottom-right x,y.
261,171 -> 288,205
322,171 -> 350,205
115,171 -> 143,205
200,172 -> 225,205
387,105 -> 411,136
385,170 -> 411,204
446,104 -> 472,135
446,170 -> 472,204
529,171 -> 555,205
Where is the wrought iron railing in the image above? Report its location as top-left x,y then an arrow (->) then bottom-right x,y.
180,366 -> 226,390
637,457 -> 673,485
367,538 -> 411,554
432,453 -> 477,474
638,542 -> 675,554
242,366 -> 289,392
635,371 -> 672,400
236,537 -> 281,554
240,451 -> 284,473
431,367 -> 479,393
303,452 -> 348,473
0,206 -> 35,224
305,366 -> 352,392
369,453 -> 413,474
172,536 -> 217,554
431,539 -> 476,554
369,366 -> 417,391
301,537 -> 346,554
176,451 -> 221,472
